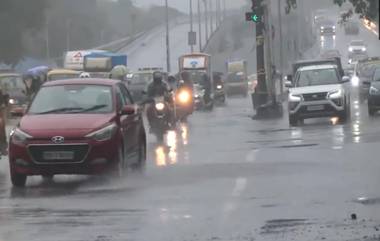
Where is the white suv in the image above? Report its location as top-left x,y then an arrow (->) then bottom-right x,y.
286,65 -> 351,126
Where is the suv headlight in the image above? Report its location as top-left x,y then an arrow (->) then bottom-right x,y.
289,93 -> 302,102
85,123 -> 117,142
10,128 -> 32,144
349,47 -> 353,52
9,98 -> 17,105
155,102 -> 165,111
370,86 -> 380,95
328,89 -> 343,99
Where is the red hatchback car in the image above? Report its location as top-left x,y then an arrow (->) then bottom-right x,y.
9,78 -> 146,187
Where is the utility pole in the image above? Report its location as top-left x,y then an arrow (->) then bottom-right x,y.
66,19 -> 71,52
165,0 -> 171,72
190,0 -> 194,52
210,0 -> 213,33
46,15 -> 50,60
198,0 -> 203,51
204,0 -> 209,42
215,0 -> 219,27
278,0 -> 284,95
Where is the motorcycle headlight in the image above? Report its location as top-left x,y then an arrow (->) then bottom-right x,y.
289,93 -> 302,102
370,86 -> 380,95
351,76 -> 359,87
11,128 -> 32,144
194,94 -> 199,98
349,47 -> 354,52
85,123 -> 117,142
328,89 -> 343,99
320,26 -> 325,30
216,85 -> 222,90
332,26 -> 336,29
178,91 -> 191,104
155,102 -> 165,111
8,98 -> 17,105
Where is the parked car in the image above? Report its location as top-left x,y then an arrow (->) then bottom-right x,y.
9,78 -> 146,187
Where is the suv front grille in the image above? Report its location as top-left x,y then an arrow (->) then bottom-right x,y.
28,144 -> 89,164
302,92 -> 327,101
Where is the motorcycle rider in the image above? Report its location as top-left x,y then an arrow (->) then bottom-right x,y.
201,73 -> 212,104
146,71 -> 175,127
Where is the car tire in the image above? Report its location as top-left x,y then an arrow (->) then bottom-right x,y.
11,172 -> 27,187
339,109 -> 349,123
289,115 -> 298,126
133,140 -> 146,173
112,147 -> 125,178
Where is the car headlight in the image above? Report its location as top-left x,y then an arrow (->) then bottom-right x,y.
289,93 -> 302,102
332,26 -> 336,29
85,123 -> 117,142
216,85 -> 222,90
370,86 -> 380,95
328,89 -> 343,99
351,76 -> 360,87
349,47 -> 354,52
10,128 -> 32,144
8,98 -> 17,105
320,26 -> 325,30
362,47 -> 367,51
155,102 -> 165,111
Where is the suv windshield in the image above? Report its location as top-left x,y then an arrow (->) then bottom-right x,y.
351,40 -> 364,46
28,85 -> 113,114
296,68 -> 339,87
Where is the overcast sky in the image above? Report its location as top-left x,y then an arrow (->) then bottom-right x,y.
132,0 -> 246,13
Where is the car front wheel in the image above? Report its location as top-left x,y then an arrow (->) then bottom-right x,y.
368,106 -> 376,116
289,115 -> 298,126
11,170 -> 27,187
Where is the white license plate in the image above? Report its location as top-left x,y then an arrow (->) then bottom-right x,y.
43,151 -> 74,160
307,105 -> 324,111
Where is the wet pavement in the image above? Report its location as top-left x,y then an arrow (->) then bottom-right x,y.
1,11 -> 380,241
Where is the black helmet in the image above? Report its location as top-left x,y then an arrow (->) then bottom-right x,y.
153,71 -> 163,84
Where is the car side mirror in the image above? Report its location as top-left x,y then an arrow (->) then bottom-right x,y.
120,105 -> 135,115
341,76 -> 350,83
285,81 -> 293,88
286,75 -> 293,82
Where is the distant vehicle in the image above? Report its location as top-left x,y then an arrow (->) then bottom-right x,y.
344,20 -> 360,35
128,68 -> 167,102
348,40 -> 367,58
319,19 -> 336,35
8,78 -> 146,187
320,49 -> 341,59
356,57 -> 380,101
0,73 -> 27,117
290,58 -> 344,78
367,67 -> 380,116
64,50 -> 106,71
47,69 -> 81,81
178,53 -> 213,88
225,60 -> 248,96
285,65 -> 350,126
313,9 -> 327,26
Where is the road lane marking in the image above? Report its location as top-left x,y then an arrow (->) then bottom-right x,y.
245,149 -> 258,163
232,177 -> 247,197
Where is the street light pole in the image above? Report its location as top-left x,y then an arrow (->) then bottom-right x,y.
66,19 -> 71,52
46,15 -> 50,60
204,0 -> 209,42
190,0 -> 194,52
198,0 -> 202,51
165,0 -> 171,72
277,0 -> 284,94
210,0 -> 213,33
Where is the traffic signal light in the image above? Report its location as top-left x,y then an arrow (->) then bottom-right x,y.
245,12 -> 261,22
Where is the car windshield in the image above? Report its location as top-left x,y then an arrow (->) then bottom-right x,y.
130,73 -> 152,85
351,40 -> 364,46
28,84 -> 113,114
228,73 -> 245,82
373,69 -> 380,81
0,75 -> 24,91
296,68 -> 339,87
48,73 -> 79,81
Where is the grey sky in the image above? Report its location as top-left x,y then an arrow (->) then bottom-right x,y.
132,0 -> 246,13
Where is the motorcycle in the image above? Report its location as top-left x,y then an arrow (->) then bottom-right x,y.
175,83 -> 193,122
214,83 -> 226,105
147,96 -> 172,142
193,84 -> 213,111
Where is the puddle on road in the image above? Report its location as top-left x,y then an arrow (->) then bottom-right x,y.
275,143 -> 319,149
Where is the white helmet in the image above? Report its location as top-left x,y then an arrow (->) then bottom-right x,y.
79,72 -> 91,78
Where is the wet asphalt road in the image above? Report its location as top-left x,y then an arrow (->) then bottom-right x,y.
1,13 -> 380,241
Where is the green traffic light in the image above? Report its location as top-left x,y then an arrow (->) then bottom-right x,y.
251,14 -> 259,22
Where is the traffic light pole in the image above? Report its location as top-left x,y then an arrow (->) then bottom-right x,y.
252,0 -> 268,113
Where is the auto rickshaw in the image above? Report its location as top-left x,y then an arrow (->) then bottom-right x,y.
47,69 -> 80,81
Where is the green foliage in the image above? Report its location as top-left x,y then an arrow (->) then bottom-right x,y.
334,0 -> 378,21
0,0 -> 47,65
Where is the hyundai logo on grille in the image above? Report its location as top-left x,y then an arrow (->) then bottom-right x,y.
51,136 -> 64,144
